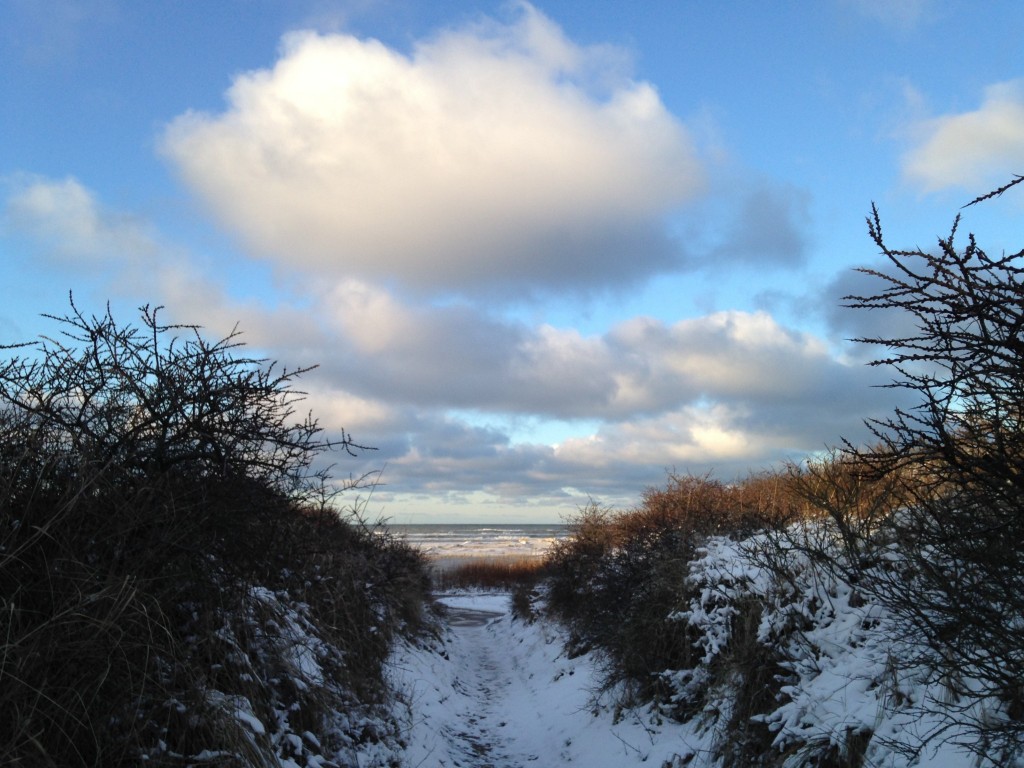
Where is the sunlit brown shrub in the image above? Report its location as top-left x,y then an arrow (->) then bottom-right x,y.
544,471 -> 806,704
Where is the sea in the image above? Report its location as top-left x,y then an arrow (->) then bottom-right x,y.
390,523 -> 567,562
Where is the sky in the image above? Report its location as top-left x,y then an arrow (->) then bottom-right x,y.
2,0 -> 1023,522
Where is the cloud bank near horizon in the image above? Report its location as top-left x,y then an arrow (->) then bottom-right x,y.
2,170 -> 895,511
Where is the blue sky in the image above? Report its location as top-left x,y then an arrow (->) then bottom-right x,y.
3,0 -> 1023,522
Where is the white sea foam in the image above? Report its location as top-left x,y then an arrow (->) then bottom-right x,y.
391,524 -> 566,560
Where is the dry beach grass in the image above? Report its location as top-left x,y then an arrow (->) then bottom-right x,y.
430,554 -> 549,591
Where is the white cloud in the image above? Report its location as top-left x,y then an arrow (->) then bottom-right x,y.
902,80 -> 1024,193
599,311 -> 851,415
161,3 -> 702,297
845,0 -> 936,30
312,283 -> 882,429
2,176 -> 259,346
554,404 -> 764,469
3,175 -> 158,267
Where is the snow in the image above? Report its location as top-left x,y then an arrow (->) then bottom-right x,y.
234,706 -> 266,735
387,591 -> 708,767
665,535 -> 996,767
141,533 -> 1010,765
383,534 -> 1002,767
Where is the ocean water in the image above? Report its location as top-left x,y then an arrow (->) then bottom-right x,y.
390,523 -> 567,561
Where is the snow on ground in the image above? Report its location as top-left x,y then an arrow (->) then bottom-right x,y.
387,591 -> 709,767
384,554 -> 992,767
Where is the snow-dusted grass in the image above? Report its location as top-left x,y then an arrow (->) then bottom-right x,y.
144,584 -> 404,768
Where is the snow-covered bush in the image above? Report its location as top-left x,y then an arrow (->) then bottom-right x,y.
659,525 -> 1015,767
794,180 -> 1024,762
663,532 -> 880,765
545,473 -> 805,708
545,464 -> 1022,766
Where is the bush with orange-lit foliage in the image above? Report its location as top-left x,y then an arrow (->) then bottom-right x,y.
433,556 -> 549,591
544,178 -> 1024,763
544,470 -> 813,704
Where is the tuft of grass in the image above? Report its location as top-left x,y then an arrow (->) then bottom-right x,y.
431,556 -> 549,591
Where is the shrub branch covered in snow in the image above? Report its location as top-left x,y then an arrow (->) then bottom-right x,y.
545,474 -> 806,717
546,484 -> 1019,766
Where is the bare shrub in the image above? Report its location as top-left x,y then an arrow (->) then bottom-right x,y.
0,298 -> 429,766
790,178 -> 1024,759
545,500 -> 618,624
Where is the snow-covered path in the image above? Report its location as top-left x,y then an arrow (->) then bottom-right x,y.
427,599 -> 542,766
388,592 -> 700,768
382,578 -> 985,768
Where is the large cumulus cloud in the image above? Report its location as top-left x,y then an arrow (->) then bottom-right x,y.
161,4 -> 703,297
